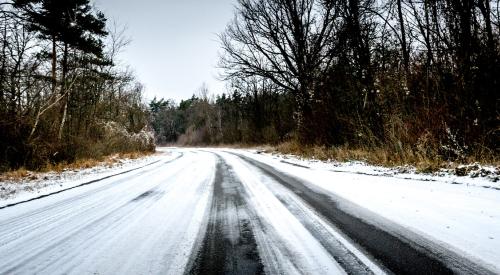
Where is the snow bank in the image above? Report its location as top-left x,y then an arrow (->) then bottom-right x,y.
251,150 -> 499,190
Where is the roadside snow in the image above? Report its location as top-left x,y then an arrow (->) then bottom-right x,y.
227,148 -> 500,272
0,149 -> 177,208
251,150 -> 499,190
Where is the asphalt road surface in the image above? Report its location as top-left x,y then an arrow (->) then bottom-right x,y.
0,149 -> 495,274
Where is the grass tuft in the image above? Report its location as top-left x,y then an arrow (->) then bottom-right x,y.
0,167 -> 30,181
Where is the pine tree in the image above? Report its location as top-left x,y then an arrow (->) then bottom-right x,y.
14,0 -> 107,138
14,0 -> 107,89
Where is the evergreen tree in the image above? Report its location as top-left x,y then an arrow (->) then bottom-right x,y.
14,0 -> 107,93
14,0 -> 108,138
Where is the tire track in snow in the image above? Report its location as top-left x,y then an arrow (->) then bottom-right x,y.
188,155 -> 264,275
1,187 -> 165,273
219,151 -> 375,274
231,152 -> 495,275
250,174 -> 381,275
0,151 -> 213,275
0,155 -> 193,273
213,151 -> 348,274
0,152 -> 186,245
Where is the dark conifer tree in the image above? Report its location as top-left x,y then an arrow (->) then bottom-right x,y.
13,0 -> 107,138
14,0 -> 106,91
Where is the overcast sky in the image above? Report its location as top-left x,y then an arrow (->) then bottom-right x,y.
94,0 -> 236,102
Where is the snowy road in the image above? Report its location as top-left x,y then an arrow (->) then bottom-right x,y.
0,148 -> 498,274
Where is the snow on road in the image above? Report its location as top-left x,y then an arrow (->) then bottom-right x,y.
228,149 -> 500,273
0,151 -> 214,274
0,147 -> 498,274
217,152 -> 347,274
0,149 -> 177,208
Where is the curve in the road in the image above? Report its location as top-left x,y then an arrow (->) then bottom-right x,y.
230,152 -> 494,275
1,149 -> 495,275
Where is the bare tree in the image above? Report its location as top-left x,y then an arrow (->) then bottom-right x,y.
220,0 -> 341,142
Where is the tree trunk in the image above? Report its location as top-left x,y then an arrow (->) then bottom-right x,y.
58,92 -> 69,140
51,35 -> 57,95
478,0 -> 495,52
58,43 -> 69,140
218,107 -> 223,141
296,86 -> 314,144
397,0 -> 410,76
61,42 -> 68,94
0,19 -> 7,109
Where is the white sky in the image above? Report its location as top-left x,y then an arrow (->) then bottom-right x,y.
94,0 -> 236,103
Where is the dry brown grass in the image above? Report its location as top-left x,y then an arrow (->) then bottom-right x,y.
273,140 -> 498,173
43,158 -> 108,173
46,151 -> 155,172
0,151 -> 154,181
118,151 -> 154,159
0,167 -> 30,181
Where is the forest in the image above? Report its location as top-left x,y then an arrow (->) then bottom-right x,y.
1,0 -> 499,172
150,0 -> 499,167
0,0 -> 154,171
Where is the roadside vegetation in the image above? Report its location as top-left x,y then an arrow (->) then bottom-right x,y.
0,151 -> 153,182
0,0 -> 154,173
150,0 -> 499,170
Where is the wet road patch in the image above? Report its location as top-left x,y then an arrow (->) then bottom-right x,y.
188,157 -> 264,275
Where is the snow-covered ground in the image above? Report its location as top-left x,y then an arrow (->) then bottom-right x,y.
0,147 -> 498,274
253,150 -> 499,189
228,148 -> 500,272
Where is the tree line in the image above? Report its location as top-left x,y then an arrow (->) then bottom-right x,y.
0,0 -> 153,171
152,0 -> 499,163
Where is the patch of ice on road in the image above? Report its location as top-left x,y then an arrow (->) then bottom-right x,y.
0,149 -> 178,208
